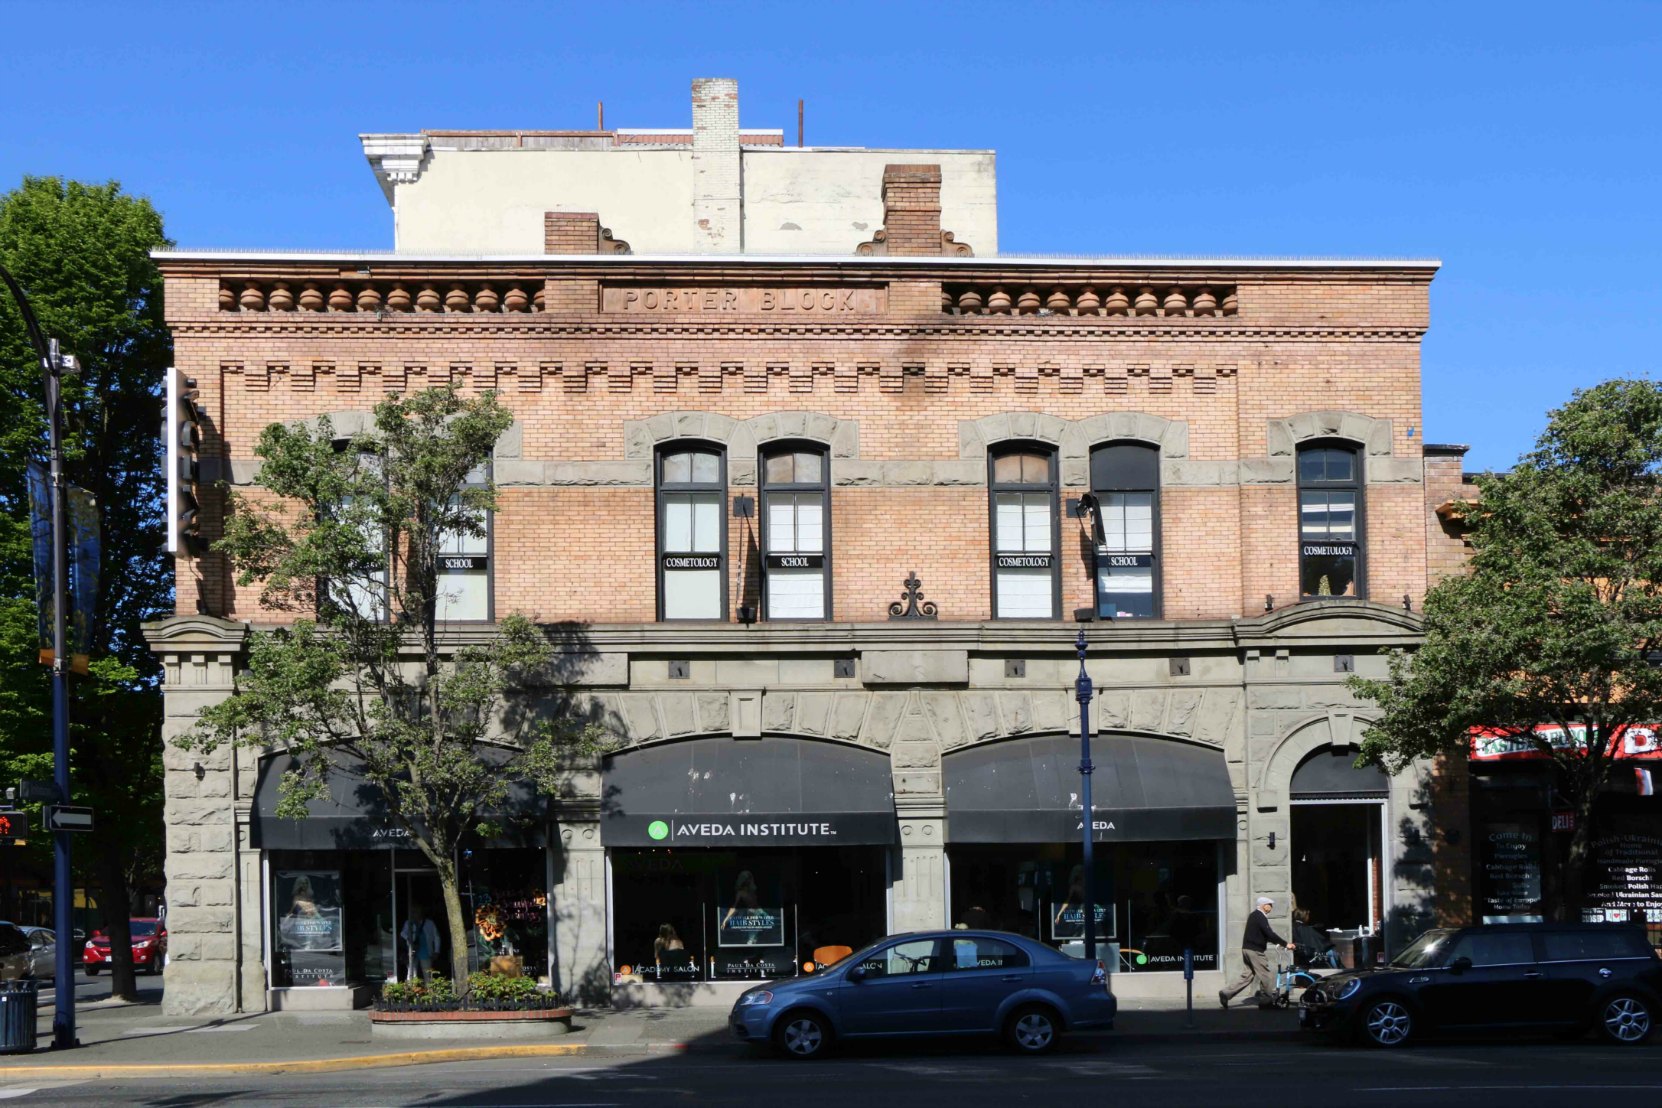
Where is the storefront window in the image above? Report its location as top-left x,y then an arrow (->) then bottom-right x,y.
610,846 -> 885,983
269,849 -> 394,987
462,848 -> 549,980
948,841 -> 1219,972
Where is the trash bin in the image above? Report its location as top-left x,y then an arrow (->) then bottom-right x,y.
0,979 -> 38,1054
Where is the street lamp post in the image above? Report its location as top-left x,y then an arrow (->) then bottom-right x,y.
1074,628 -> 1096,962
0,264 -> 78,1049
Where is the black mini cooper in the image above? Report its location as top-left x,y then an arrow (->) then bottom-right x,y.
1300,923 -> 1659,1047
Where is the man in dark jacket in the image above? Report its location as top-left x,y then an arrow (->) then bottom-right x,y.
1219,896 -> 1294,1009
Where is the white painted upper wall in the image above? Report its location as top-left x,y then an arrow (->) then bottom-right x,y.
381,144 -> 997,255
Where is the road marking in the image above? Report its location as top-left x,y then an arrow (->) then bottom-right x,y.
184,1025 -> 255,1033
120,1026 -> 195,1036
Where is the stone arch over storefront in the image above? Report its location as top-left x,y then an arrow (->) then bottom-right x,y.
1254,712 -> 1377,813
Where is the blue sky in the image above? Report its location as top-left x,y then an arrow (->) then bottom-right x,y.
3,0 -> 1658,472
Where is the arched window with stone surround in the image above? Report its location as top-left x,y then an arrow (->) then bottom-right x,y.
657,443 -> 727,620
1297,441 -> 1365,599
761,442 -> 830,620
988,444 -> 1059,619
1090,442 -> 1160,620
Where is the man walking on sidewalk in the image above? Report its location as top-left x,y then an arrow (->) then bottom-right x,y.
1219,896 -> 1294,1009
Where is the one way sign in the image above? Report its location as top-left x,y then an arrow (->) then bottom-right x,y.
44,806 -> 94,833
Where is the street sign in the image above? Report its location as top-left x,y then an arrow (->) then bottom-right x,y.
17,779 -> 59,804
0,810 -> 30,840
44,806 -> 93,833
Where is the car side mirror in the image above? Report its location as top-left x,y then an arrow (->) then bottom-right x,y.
1448,956 -> 1472,975
847,965 -> 869,982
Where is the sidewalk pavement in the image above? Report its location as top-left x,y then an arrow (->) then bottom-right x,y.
0,987 -> 1300,1078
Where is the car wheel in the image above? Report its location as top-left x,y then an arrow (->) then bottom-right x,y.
1360,998 -> 1414,1048
1005,1004 -> 1061,1055
1597,994 -> 1654,1045
773,1010 -> 831,1060
84,966 -> 99,976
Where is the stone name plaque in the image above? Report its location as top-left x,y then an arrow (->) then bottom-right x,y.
603,285 -> 885,315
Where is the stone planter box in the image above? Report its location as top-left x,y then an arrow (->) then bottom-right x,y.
369,1007 -> 574,1041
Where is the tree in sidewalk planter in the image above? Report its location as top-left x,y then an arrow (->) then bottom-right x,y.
0,178 -> 171,1002
1351,379 -> 1662,920
178,387 -> 607,990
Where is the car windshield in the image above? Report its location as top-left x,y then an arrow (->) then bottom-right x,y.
130,921 -> 158,937
1389,929 -> 1455,968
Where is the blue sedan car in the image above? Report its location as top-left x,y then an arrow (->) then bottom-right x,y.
730,930 -> 1116,1059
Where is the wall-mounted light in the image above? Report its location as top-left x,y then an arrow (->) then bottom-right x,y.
1403,593 -> 1413,612
1267,831 -> 1277,849
193,763 -> 206,781
1264,594 -> 1274,612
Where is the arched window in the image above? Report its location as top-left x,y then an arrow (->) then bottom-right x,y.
1090,443 -> 1159,619
761,444 -> 829,620
436,461 -> 492,622
989,446 -> 1058,619
657,445 -> 727,620
1298,442 -> 1364,598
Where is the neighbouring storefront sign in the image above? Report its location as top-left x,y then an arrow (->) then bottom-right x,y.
630,816 -> 883,847
601,285 -> 885,315
1480,824 -> 1543,921
1470,723 -> 1662,763
1585,829 -> 1662,925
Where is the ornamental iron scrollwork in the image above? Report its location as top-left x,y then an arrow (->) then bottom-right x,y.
888,572 -> 939,620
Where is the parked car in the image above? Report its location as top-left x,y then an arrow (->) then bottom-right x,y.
83,918 -> 168,976
1300,922 -> 1660,1047
730,930 -> 1116,1059
0,923 -> 32,981
18,927 -> 56,980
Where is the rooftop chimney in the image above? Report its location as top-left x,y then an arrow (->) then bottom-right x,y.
879,164 -> 944,255
691,77 -> 741,253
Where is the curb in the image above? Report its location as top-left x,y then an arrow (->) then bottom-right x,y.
0,1041 -> 607,1078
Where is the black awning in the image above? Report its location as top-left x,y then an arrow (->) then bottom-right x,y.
252,748 -> 547,851
945,733 -> 1238,843
1289,747 -> 1389,799
601,736 -> 897,847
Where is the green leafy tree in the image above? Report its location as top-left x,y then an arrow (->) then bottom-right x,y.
0,178 -> 171,1000
1353,379 -> 1662,918
179,387 -> 602,988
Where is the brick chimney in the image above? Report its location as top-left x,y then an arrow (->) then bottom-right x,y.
879,164 -> 944,255
691,77 -> 742,253
544,212 -> 601,254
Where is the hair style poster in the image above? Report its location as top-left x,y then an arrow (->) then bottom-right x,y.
276,870 -> 346,986
716,867 -> 785,947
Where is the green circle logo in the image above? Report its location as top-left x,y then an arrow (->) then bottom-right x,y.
648,820 -> 670,841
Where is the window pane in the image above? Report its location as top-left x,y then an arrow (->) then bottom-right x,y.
1020,454 -> 1049,484
794,498 -> 824,552
1300,491 -> 1356,541
663,452 -> 692,484
996,568 -> 1052,617
1299,448 -> 1356,484
794,452 -> 823,485
665,496 -> 695,551
766,498 -> 795,551
767,569 -> 824,619
690,451 -> 719,484
1023,495 -> 1051,550
763,454 -> 794,485
992,454 -> 1024,484
947,936 -> 1028,971
1300,550 -> 1358,597
437,569 -> 489,621
995,493 -> 1050,553
691,494 -> 721,552
1098,561 -> 1155,619
859,939 -> 938,977
1446,932 -> 1535,968
664,569 -> 721,619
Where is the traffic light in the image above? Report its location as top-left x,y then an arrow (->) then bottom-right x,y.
166,367 -> 206,555
0,810 -> 31,842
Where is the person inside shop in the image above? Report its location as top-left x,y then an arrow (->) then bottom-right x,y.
722,870 -> 763,945
1219,895 -> 1294,1010
400,902 -> 441,982
1292,908 -> 1336,968
654,923 -> 691,975
1053,865 -> 1088,937
959,905 -> 992,930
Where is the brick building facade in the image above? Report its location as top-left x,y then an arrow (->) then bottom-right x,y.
147,82 -> 1462,1015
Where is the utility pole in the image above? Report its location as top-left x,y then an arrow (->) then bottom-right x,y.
0,264 -> 79,1049
1075,628 -> 1096,963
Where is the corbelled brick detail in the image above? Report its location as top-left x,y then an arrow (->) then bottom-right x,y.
545,212 -> 601,255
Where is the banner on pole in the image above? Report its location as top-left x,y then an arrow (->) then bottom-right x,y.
25,459 -> 98,674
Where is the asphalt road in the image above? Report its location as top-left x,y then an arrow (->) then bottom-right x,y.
0,1035 -> 1657,1107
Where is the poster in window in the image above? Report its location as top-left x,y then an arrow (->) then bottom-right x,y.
1479,823 -> 1544,922
276,870 -> 345,986
1583,826 -> 1662,924
716,867 -> 786,947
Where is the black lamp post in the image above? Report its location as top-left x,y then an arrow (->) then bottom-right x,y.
0,263 -> 78,1049
1074,628 -> 1097,962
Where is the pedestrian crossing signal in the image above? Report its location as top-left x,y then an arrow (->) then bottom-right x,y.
0,811 -> 30,841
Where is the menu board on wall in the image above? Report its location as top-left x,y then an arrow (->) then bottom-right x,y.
1480,823 -> 1544,922
1584,830 -> 1662,924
